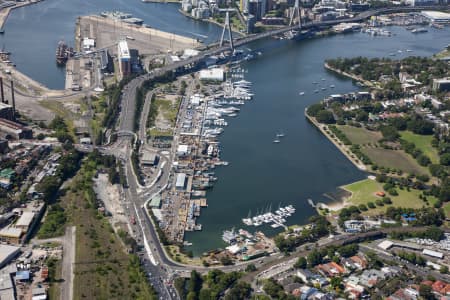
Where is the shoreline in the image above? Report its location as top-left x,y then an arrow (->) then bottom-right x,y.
324,62 -> 376,88
304,108 -> 367,171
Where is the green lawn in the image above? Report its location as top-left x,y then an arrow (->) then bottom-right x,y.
363,147 -> 429,176
443,202 -> 450,219
400,131 -> 439,164
342,179 -> 432,215
155,98 -> 180,126
337,125 -> 381,145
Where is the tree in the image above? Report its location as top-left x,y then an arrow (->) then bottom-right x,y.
440,265 -> 448,274
220,256 -> 233,266
36,176 -> 60,202
262,278 -> 284,298
440,153 -> 450,166
245,264 -> 256,272
199,289 -> 212,300
226,282 -> 252,300
355,111 -> 369,122
316,110 -> 335,124
307,249 -> 322,267
407,118 -> 434,135
419,284 -> 434,300
294,257 -> 307,269
307,104 -> 324,117
380,125 -> 399,141
188,270 -> 203,295
417,154 -> 431,166
330,277 -> 343,290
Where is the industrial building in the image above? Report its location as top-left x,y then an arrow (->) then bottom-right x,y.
176,173 -> 187,190
421,10 -> 450,24
0,227 -> 22,244
0,118 -> 32,140
149,195 -> 162,208
0,103 -> 13,121
142,150 -> 158,166
117,40 -> 131,77
0,244 -> 20,269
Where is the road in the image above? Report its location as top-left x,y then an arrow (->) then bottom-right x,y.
61,226 -> 76,300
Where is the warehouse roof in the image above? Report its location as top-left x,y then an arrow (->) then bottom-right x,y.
0,244 -> 20,265
15,212 -> 35,228
176,173 -> 186,188
0,227 -> 22,238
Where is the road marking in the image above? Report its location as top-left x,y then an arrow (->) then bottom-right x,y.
132,202 -> 158,266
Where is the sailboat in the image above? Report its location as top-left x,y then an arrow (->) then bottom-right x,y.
242,210 -> 253,226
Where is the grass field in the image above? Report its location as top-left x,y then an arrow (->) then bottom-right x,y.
62,169 -> 156,299
337,125 -> 381,145
166,245 -> 202,266
400,131 -> 439,164
342,179 -> 433,215
47,258 -> 62,300
363,147 -> 429,175
443,203 -> 450,219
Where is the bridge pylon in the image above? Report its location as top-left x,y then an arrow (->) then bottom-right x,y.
289,0 -> 302,29
219,10 -> 234,50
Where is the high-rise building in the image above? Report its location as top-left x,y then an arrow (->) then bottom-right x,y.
117,40 -> 131,77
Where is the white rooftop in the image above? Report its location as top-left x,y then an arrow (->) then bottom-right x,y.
421,10 -> 450,20
118,40 -> 130,59
377,240 -> 393,250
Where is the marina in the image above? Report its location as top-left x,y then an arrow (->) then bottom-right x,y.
242,205 -> 296,229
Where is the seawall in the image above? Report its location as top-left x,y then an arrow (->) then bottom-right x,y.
304,108 -> 367,171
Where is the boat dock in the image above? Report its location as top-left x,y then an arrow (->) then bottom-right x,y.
242,205 -> 296,230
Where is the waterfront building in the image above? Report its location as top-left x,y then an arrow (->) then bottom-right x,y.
181,0 -> 193,12
433,77 -> 450,92
191,7 -> 210,19
421,11 -> 450,24
405,0 -> 438,6
246,14 -> 256,33
117,40 -> 131,77
248,0 -> 267,20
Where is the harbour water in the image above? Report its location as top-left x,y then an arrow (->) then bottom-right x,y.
185,26 -> 450,255
1,1 -> 449,255
0,0 -> 221,89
